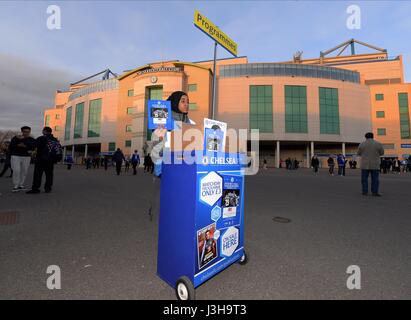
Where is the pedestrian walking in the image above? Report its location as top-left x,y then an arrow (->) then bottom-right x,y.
144,154 -> 150,172
293,159 -> 299,170
131,150 -> 141,175
401,158 -> 408,173
64,154 -> 74,170
125,158 -> 130,173
263,158 -> 268,170
337,154 -> 346,176
387,158 -> 393,173
327,156 -> 335,175
104,156 -> 108,171
85,157 -> 92,170
26,127 -> 62,194
393,158 -> 401,174
357,132 -> 384,196
148,154 -> 154,174
112,148 -> 126,175
311,155 -> 320,173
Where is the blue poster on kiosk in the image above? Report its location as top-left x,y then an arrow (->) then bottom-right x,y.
194,166 -> 245,286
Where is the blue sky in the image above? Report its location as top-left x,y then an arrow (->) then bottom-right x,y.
1,0 -> 411,133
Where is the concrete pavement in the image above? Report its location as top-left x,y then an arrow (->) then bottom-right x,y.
1,164 -> 410,299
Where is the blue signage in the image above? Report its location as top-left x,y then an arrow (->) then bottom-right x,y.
147,100 -> 173,130
401,144 -> 411,148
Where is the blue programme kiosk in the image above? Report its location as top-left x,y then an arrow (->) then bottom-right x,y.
157,150 -> 248,300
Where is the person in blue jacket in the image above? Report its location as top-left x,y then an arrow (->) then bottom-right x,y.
65,154 -> 74,170
337,154 -> 346,176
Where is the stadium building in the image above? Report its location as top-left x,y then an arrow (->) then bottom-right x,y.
44,39 -> 411,167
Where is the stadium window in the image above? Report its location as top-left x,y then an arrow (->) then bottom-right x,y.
375,94 -> 384,101
188,84 -> 197,92
377,128 -> 387,136
376,111 -> 385,118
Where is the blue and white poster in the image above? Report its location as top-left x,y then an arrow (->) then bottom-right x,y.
203,118 -> 227,154
194,163 -> 244,287
148,100 -> 173,130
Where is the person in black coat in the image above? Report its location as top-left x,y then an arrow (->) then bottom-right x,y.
27,127 -> 61,194
112,148 -> 126,175
327,156 -> 335,175
311,155 -> 320,173
103,156 -> 108,171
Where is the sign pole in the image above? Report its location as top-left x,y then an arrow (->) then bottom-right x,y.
212,41 -> 217,120
193,10 -> 237,120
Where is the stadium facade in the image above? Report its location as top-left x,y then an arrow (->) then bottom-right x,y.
44,40 -> 411,167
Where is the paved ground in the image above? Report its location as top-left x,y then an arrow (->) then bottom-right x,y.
0,164 -> 410,300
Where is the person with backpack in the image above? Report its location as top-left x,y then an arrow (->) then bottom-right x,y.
131,150 -> 140,175
26,127 -> 62,194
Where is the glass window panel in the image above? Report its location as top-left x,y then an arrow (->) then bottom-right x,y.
65,107 -> 72,140
108,142 -> 116,152
188,84 -> 197,92
88,99 -> 102,137
74,102 -> 84,139
377,128 -> 386,135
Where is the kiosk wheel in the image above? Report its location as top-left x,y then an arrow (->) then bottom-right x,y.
175,276 -> 195,300
238,251 -> 248,265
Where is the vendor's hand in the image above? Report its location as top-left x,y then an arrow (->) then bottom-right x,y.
153,126 -> 167,141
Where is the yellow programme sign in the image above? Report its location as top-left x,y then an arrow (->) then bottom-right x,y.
194,10 -> 237,57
